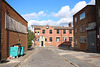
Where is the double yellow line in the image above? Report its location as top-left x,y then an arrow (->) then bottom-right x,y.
19,48 -> 39,67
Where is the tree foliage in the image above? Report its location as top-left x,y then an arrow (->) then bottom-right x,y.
28,30 -> 35,48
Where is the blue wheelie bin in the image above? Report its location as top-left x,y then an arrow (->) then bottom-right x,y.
20,47 -> 24,55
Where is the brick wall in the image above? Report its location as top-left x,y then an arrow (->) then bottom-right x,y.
1,1 -> 28,60
96,0 -> 100,52
73,5 -> 96,51
34,25 -> 74,47
0,0 -> 2,61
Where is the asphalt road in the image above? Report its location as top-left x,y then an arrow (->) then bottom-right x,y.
20,48 -> 75,67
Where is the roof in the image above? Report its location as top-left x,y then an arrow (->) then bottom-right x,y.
3,0 -> 28,23
32,25 -> 73,30
73,5 -> 96,17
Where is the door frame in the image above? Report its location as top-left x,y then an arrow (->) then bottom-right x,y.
88,30 -> 97,52
40,36 -> 45,47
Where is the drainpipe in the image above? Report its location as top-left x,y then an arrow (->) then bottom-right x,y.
61,30 -> 62,44
0,0 -> 2,61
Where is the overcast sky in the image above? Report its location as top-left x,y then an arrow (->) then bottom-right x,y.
6,0 -> 95,28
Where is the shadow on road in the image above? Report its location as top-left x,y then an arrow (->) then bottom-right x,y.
1,60 -> 9,63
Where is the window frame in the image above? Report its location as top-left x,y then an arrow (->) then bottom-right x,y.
99,8 -> 100,17
50,30 -> 52,34
63,30 -> 66,34
69,30 -> 72,34
69,37 -> 73,42
42,29 -> 45,34
57,30 -> 59,34
56,37 -> 60,42
49,37 -> 52,42
80,12 -> 85,20
45,38 -> 47,42
75,17 -> 77,22
80,25 -> 86,33
80,36 -> 86,43
63,37 -> 67,42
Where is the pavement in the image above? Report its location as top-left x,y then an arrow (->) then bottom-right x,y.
0,47 -> 100,67
0,47 -> 36,67
50,47 -> 100,67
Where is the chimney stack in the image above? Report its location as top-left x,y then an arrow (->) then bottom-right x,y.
69,22 -> 72,27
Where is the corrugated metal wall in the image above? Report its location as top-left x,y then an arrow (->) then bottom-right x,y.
6,14 -> 27,34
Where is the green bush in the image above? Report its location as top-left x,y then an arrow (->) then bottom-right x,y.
28,30 -> 35,48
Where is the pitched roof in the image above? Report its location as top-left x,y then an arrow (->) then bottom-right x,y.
32,25 -> 73,30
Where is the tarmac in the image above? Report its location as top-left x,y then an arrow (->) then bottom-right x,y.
0,47 -> 36,67
50,47 -> 100,67
0,47 -> 100,67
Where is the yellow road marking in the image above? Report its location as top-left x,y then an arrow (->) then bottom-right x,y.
19,48 -> 38,67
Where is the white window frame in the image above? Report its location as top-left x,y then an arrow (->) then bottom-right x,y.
56,37 -> 60,42
75,17 -> 77,22
80,12 -> 85,20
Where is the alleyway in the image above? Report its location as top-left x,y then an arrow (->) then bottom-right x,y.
20,47 -> 75,67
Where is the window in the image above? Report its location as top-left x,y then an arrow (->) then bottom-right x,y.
50,37 -> 52,42
69,37 -> 72,42
75,17 -> 77,22
63,37 -> 67,42
35,38 -> 37,41
35,31 -> 37,35
80,25 -> 86,32
38,38 -> 39,41
63,30 -> 66,34
80,36 -> 86,43
50,30 -> 52,34
38,31 -> 39,35
57,30 -> 59,34
56,37 -> 60,42
45,38 -> 47,42
69,30 -> 72,34
80,12 -> 85,20
42,30 -> 45,34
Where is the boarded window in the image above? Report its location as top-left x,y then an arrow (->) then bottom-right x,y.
6,14 -> 27,34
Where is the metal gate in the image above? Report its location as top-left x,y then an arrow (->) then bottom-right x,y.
88,30 -> 97,52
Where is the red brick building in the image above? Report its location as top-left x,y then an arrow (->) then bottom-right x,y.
31,23 -> 74,47
0,0 -> 28,61
73,5 -> 97,52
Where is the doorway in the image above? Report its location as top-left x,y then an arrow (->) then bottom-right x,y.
41,41 -> 44,46
88,30 -> 97,52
